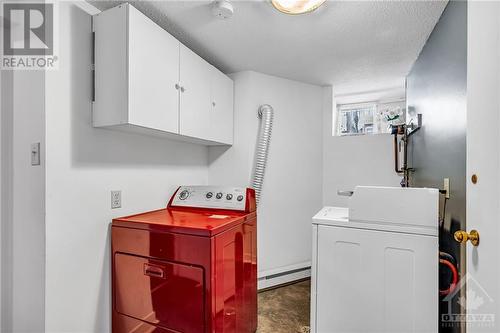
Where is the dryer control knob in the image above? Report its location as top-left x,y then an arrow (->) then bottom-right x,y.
206,192 -> 213,199
226,194 -> 233,200
216,192 -> 223,199
237,195 -> 244,202
179,190 -> 189,200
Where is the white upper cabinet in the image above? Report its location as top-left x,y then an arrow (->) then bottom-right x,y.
179,44 -> 212,140
210,67 -> 234,145
128,5 -> 179,133
92,3 -> 233,146
93,4 -> 179,133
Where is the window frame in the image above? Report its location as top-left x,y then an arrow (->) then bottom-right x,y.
336,102 -> 377,136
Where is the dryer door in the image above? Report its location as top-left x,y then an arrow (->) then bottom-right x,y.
114,253 -> 205,332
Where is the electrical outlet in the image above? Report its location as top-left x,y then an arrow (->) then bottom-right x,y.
443,178 -> 450,199
111,190 -> 121,209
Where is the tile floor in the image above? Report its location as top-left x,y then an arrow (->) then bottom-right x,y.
257,279 -> 311,333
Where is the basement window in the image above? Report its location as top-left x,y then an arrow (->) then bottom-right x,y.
337,103 -> 376,135
335,101 -> 405,136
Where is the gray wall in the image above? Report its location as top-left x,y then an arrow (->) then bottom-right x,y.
406,2 -> 466,331
407,0 -> 466,234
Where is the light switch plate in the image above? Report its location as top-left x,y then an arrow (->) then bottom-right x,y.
111,190 -> 121,209
31,142 -> 40,166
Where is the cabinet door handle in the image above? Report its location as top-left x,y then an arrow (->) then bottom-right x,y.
175,83 -> 180,90
180,86 -> 186,93
337,190 -> 354,197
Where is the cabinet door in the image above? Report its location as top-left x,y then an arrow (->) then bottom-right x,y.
210,67 -> 234,144
128,5 -> 179,133
179,44 -> 211,140
316,226 -> 438,333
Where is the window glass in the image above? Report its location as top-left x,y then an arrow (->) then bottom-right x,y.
338,104 -> 376,135
336,101 -> 405,136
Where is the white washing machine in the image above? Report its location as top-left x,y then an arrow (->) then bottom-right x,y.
311,186 -> 439,333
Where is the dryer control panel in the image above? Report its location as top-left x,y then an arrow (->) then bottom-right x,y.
169,186 -> 255,212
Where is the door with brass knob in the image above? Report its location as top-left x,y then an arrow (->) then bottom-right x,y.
454,229 -> 480,246
467,4 -> 500,332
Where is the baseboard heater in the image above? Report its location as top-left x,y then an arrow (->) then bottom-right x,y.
258,266 -> 311,290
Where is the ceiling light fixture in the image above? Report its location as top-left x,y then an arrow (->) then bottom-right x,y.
212,0 -> 234,19
271,0 -> 326,15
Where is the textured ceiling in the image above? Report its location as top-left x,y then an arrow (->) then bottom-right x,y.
89,0 -> 447,98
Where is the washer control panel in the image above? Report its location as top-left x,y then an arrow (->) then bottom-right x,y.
171,186 -> 248,211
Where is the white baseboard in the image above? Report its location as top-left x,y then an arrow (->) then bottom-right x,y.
258,264 -> 311,290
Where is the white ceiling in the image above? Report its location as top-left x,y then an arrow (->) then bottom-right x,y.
90,0 -> 447,100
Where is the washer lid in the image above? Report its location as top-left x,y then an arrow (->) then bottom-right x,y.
313,206 -> 349,223
313,186 -> 439,236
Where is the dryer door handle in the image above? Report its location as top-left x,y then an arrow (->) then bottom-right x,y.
144,263 -> 166,279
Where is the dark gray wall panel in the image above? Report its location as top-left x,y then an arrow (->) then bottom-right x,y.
406,2 -> 466,332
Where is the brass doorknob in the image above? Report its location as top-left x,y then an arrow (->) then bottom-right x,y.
454,229 -> 480,246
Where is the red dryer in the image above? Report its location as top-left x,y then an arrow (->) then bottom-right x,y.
111,186 -> 257,333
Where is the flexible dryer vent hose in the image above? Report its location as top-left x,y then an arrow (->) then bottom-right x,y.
251,104 -> 274,206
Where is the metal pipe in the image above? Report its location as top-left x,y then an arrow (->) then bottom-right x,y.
393,133 -> 403,174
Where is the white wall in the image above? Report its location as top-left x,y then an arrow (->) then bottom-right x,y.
335,85 -> 406,105
208,71 -> 324,277
0,66 -> 3,333
323,87 -> 402,207
11,70 -> 46,333
12,2 -> 404,331
0,60 -> 9,333
44,2 -> 209,332
0,69 -> 2,332
0,48 -> 46,333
